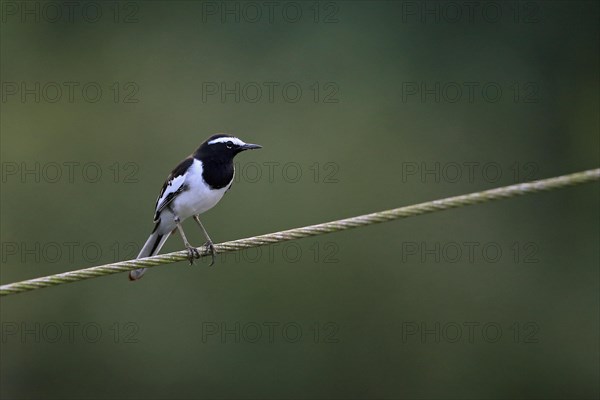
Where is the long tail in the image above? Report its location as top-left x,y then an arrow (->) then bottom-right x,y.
129,230 -> 170,281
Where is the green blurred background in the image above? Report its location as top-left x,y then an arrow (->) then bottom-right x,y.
1,1 -> 598,398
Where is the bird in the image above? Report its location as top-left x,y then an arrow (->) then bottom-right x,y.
128,134 -> 262,281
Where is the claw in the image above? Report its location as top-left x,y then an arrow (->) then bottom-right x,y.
205,241 -> 216,266
186,245 -> 201,265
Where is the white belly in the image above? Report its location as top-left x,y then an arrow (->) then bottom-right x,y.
171,159 -> 231,220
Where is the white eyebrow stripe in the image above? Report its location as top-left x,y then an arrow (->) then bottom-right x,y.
208,137 -> 246,146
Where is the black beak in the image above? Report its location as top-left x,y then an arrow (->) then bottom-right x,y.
241,143 -> 262,150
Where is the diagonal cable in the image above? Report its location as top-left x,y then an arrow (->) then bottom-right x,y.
1,168 -> 598,297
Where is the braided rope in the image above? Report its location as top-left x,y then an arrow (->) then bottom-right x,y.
1,168 -> 598,297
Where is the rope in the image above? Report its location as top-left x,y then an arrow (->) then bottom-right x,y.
1,168 -> 598,297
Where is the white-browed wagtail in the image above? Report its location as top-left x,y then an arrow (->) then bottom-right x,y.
129,134 -> 262,281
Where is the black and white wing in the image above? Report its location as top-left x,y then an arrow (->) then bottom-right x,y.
153,157 -> 193,221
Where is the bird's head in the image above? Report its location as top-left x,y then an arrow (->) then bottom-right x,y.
197,134 -> 262,160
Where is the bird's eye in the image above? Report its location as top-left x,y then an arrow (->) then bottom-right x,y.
226,141 -> 233,149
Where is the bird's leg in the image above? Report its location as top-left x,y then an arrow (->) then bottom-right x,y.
174,217 -> 200,265
193,215 -> 216,266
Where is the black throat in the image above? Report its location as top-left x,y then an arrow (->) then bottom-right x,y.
194,150 -> 235,190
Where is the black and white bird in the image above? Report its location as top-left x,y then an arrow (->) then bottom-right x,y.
129,134 -> 262,281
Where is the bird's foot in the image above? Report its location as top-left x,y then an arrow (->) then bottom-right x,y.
204,241 -> 216,266
186,245 -> 201,265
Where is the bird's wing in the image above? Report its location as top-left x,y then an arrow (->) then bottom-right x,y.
153,157 -> 194,221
